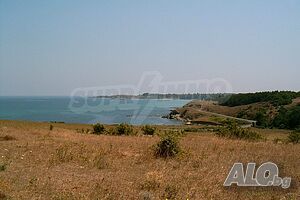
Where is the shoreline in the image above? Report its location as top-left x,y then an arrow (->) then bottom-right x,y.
0,119 -> 186,127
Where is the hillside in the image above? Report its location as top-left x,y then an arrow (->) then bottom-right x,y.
221,91 -> 300,107
171,93 -> 300,129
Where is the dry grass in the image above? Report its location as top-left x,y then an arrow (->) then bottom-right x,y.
0,135 -> 16,141
285,97 -> 300,109
180,100 -> 278,120
0,120 -> 299,199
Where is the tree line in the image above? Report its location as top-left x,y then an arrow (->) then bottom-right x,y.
221,91 -> 300,107
225,91 -> 300,130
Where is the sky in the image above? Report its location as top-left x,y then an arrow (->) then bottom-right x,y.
0,0 -> 299,96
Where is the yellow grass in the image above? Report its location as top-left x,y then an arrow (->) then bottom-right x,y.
0,120 -> 299,199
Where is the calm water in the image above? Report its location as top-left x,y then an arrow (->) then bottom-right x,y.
0,96 -> 189,125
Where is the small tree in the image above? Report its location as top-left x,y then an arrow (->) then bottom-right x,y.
93,123 -> 105,134
154,131 -> 181,158
255,110 -> 268,128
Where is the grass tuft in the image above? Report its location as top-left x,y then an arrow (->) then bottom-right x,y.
162,184 -> 179,200
93,153 -> 108,169
288,130 -> 300,144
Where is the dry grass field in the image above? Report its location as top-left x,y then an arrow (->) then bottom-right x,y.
178,100 -> 277,119
0,120 -> 299,199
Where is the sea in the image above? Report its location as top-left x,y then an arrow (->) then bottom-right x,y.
0,96 -> 190,125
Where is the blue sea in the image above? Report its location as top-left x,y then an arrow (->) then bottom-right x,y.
0,96 -> 189,125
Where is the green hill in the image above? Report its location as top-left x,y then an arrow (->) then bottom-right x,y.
221,91 -> 300,107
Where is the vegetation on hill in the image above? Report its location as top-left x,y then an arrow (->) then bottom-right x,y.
219,91 -> 300,130
215,120 -> 264,141
272,105 -> 300,129
221,91 -> 300,107
236,104 -> 300,130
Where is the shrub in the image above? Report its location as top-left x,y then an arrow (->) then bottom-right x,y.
215,120 -> 263,141
288,130 -> 300,144
154,131 -> 181,158
254,110 -> 268,128
272,106 -> 288,129
93,123 -> 105,134
115,123 -> 134,135
287,106 -> 300,129
49,124 -> 53,131
142,125 -> 156,135
0,164 -> 6,172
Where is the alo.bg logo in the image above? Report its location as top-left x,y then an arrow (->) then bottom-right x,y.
224,162 -> 291,189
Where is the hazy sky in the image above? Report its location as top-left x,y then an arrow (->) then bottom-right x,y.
0,0 -> 299,96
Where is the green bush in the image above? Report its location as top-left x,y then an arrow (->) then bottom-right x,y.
272,105 -> 300,129
254,110 -> 269,127
272,106 -> 288,129
154,131 -> 181,158
288,130 -> 300,144
287,106 -> 300,129
142,125 -> 156,135
215,120 -> 263,141
93,123 -> 105,134
115,123 -> 134,135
